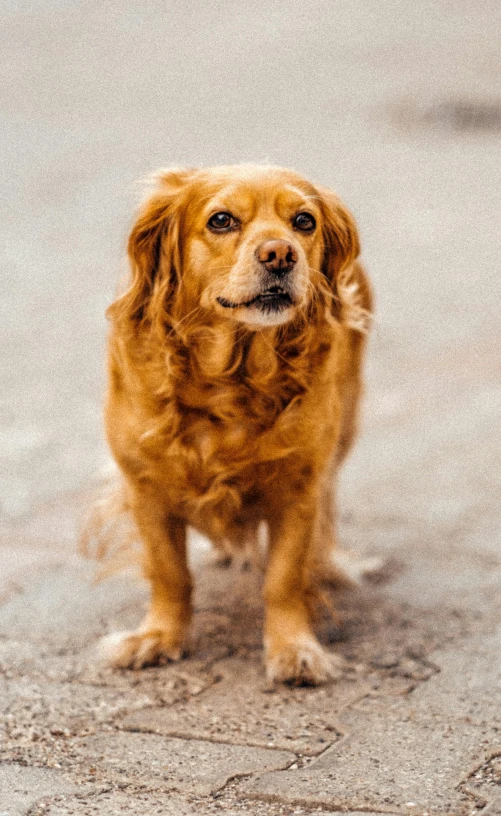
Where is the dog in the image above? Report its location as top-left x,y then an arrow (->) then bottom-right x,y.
100,164 -> 372,685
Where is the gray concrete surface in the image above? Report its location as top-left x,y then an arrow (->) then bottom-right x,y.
1,0 -> 501,814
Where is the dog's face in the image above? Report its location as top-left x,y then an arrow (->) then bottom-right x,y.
116,165 -> 360,332
185,166 -> 324,327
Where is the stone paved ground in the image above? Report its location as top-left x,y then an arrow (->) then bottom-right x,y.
2,0 -> 501,814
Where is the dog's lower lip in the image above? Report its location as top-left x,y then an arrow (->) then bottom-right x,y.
217,289 -> 293,309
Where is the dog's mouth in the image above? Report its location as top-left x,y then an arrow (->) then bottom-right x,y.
217,286 -> 294,312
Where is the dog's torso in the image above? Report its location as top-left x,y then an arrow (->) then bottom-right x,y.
105,314 -> 354,546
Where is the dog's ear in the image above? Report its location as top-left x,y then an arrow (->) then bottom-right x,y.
108,167 -> 194,329
317,184 -> 360,287
316,185 -> 370,331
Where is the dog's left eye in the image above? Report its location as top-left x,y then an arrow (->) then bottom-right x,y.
207,212 -> 239,232
293,212 -> 316,232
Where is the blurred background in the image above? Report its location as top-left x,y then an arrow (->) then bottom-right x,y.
1,0 -> 500,524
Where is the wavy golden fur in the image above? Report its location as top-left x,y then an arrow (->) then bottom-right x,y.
100,164 -> 372,685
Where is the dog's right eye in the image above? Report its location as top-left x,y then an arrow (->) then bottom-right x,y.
207,212 -> 238,232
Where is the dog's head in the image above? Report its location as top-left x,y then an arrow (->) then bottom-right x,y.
110,165 -> 362,332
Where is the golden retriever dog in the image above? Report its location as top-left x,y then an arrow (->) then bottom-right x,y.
100,164 -> 372,685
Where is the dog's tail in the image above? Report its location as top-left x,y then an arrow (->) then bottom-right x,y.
79,461 -> 142,578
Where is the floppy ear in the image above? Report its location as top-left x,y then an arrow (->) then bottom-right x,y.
107,167 -> 194,330
316,185 -> 370,331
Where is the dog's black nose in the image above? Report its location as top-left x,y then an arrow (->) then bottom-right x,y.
256,240 -> 298,276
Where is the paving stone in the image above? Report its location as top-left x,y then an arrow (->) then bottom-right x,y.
338,502 -> 501,615
2,675 -> 155,738
343,370 -> 501,527
464,754 -> 501,814
0,637 -> 214,700
192,557 -> 265,661
0,663 -> 215,772
385,535 -> 501,611
333,583 -> 474,659
1,678 -> 160,771
40,789 -> 197,816
0,563 -> 147,649
0,488 -> 98,553
0,544 -> 65,605
246,706 -> 497,814
407,630 -> 501,726
122,656 -> 369,755
71,731 -> 294,795
0,763 -> 81,816
244,630 -> 501,815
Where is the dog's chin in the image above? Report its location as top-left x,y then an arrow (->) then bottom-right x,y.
216,289 -> 298,328
236,302 -> 297,327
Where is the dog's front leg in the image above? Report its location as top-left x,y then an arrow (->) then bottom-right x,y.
264,501 -> 338,685
100,489 -> 192,669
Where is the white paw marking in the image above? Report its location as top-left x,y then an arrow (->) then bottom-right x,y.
98,630 -> 136,662
98,629 -> 183,669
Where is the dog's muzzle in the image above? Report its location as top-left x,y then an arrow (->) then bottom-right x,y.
256,239 -> 298,277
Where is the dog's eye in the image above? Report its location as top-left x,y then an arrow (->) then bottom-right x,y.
293,212 -> 316,232
207,212 -> 238,232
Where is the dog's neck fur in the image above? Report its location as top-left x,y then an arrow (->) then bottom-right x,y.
162,312 -> 336,427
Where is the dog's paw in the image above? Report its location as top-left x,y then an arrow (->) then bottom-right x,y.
98,629 -> 186,669
328,550 -> 386,586
265,635 -> 343,686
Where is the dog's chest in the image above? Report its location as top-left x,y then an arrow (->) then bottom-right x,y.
188,413 -> 253,462
171,375 -> 304,482
151,340 -> 327,512
180,403 -> 272,469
